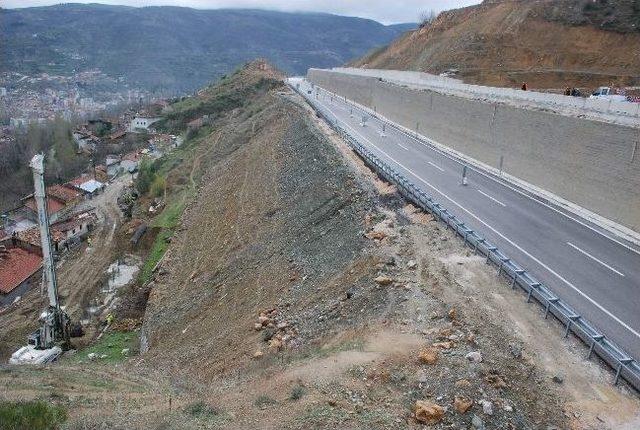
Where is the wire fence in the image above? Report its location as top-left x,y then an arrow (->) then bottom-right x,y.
289,81 -> 640,393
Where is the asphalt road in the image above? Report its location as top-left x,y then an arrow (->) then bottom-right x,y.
291,78 -> 640,363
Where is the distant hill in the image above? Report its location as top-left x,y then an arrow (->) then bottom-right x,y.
0,4 -> 415,92
350,0 -> 640,89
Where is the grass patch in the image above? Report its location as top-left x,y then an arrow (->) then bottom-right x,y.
184,401 -> 220,418
0,400 -> 67,430
254,395 -> 277,408
71,331 -> 138,365
289,384 -> 306,401
138,229 -> 172,284
152,202 -> 185,229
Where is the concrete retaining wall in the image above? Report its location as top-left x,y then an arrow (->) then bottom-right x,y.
308,69 -> 640,233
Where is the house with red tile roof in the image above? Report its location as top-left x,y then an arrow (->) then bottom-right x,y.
21,184 -> 82,223
0,237 -> 42,305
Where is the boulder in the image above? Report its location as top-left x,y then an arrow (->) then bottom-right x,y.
415,400 -> 445,424
453,396 -> 473,414
374,276 -> 393,286
465,351 -> 483,363
418,347 -> 439,365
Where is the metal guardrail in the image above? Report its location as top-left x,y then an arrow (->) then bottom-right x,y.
289,81 -> 640,393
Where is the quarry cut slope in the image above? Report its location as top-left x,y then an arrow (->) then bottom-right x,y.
353,0 -> 640,89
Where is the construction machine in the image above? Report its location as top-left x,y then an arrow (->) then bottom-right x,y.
10,154 -> 71,364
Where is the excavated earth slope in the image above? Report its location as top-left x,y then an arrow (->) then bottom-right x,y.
352,0 -> 640,89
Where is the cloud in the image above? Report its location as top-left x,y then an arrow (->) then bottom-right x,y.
3,0 -> 481,24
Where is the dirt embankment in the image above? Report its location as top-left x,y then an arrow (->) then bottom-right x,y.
1,62 -> 638,429
352,0 -> 640,89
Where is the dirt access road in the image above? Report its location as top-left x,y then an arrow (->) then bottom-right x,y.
0,174 -> 130,359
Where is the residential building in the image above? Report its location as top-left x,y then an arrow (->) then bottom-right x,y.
128,116 -> 161,132
21,184 -> 82,223
0,237 -> 42,306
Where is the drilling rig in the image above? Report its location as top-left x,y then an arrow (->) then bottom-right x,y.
10,154 -> 71,364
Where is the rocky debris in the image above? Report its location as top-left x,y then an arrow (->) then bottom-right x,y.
268,338 -> 283,350
455,378 -> 472,388
253,350 -> 263,359
454,396 -> 473,414
365,230 -> 387,241
486,373 -> 507,389
415,400 -> 445,424
253,308 -> 297,350
448,308 -> 457,320
121,348 -> 130,356
407,260 -> 417,269
374,275 -> 393,286
465,351 -> 483,363
432,341 -> 454,349
552,374 -> 564,384
472,414 -> 485,429
418,346 -> 439,365
480,400 -> 494,415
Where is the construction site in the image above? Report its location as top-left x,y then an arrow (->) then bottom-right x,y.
0,59 -> 637,429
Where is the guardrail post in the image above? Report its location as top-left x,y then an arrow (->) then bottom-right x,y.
486,246 -> 497,264
615,359 -> 633,385
564,314 -> 580,338
587,334 -> 604,359
544,297 -> 559,318
512,270 -> 525,289
497,257 -> 510,276
527,282 -> 541,302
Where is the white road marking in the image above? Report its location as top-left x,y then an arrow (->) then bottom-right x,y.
396,142 -> 409,150
316,84 -> 640,257
428,161 -> 445,172
311,96 -> 640,340
567,242 -> 625,277
478,189 -> 506,207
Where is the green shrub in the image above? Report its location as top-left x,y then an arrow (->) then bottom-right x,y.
136,158 -> 157,195
0,400 -> 67,430
150,175 -> 166,198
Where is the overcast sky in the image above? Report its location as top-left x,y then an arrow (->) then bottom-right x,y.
3,0 -> 481,24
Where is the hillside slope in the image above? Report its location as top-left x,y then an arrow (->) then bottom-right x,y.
0,4 -> 413,92
352,0 -> 640,88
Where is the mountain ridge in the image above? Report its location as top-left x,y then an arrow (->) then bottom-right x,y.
1,4 -> 415,92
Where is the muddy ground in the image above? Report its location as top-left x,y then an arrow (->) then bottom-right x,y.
0,63 -> 638,429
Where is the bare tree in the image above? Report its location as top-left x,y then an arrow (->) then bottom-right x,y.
419,9 -> 438,27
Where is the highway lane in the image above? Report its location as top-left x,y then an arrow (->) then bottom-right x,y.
291,78 -> 640,362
